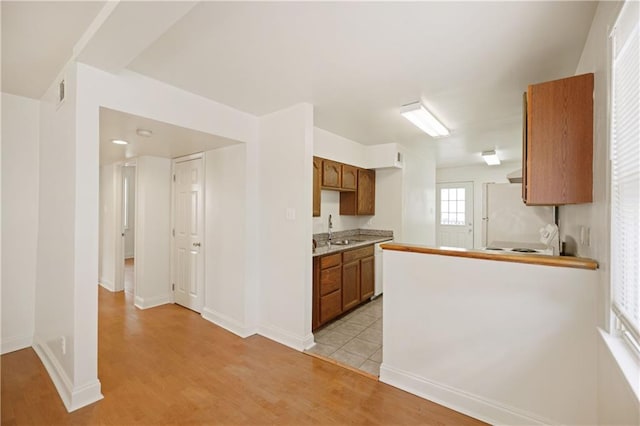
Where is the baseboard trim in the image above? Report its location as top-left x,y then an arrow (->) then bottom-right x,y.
257,323 -> 315,352
1,334 -> 33,354
98,278 -> 115,292
32,337 -> 103,412
134,294 -> 171,309
201,307 -> 256,338
379,364 -> 553,426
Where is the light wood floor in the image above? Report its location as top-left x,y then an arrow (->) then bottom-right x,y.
1,288 -> 485,425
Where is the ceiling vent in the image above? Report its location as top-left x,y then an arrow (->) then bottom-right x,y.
57,78 -> 65,107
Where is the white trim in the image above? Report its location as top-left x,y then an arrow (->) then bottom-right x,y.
379,364 -> 555,426
1,334 -> 33,354
98,278 -> 116,292
134,294 -> 171,310
32,337 -> 103,412
257,323 -> 315,351
201,307 -> 257,338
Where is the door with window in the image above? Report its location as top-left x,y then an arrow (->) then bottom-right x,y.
173,156 -> 204,312
436,182 -> 474,248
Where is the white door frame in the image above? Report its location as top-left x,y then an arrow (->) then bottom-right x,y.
170,152 -> 205,308
436,181 -> 474,248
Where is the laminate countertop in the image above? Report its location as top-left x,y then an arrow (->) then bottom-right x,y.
380,243 -> 598,270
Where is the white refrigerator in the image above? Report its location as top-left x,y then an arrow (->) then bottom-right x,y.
482,183 -> 554,247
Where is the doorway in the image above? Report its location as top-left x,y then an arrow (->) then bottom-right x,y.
121,165 -> 136,294
436,182 -> 474,249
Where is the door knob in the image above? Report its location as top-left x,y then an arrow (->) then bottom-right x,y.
193,242 -> 201,247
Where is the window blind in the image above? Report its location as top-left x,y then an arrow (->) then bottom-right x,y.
610,1 -> 640,343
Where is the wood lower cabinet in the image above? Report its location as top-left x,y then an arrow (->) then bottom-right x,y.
313,157 -> 321,217
313,245 -> 376,331
360,255 -> 375,300
342,260 -> 360,311
340,168 -> 375,215
524,73 -> 593,205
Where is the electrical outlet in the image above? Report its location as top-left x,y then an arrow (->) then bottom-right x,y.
285,208 -> 296,221
580,226 -> 591,246
60,336 -> 66,355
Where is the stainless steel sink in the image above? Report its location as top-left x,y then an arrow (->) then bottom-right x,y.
328,239 -> 365,246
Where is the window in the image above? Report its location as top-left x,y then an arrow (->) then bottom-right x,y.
610,1 -> 640,350
440,187 -> 466,225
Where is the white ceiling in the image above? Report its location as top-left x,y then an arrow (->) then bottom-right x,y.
99,108 -> 239,166
1,1 -> 105,99
2,1 -> 597,168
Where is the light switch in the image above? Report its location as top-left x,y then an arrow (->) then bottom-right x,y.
286,208 -> 296,221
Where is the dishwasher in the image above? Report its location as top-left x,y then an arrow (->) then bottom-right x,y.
374,241 -> 388,297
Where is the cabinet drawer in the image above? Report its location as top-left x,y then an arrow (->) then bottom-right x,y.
320,290 -> 342,324
320,265 -> 342,296
320,253 -> 342,269
343,245 -> 374,263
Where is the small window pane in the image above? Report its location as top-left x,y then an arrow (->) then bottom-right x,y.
457,213 -> 465,225
449,188 -> 457,200
449,201 -> 456,213
457,200 -> 465,213
441,189 -> 449,201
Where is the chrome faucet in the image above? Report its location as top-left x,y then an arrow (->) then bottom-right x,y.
328,214 -> 333,242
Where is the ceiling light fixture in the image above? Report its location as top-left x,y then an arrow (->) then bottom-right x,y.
400,102 -> 450,137
136,128 -> 153,137
482,150 -> 501,165
112,139 -> 129,145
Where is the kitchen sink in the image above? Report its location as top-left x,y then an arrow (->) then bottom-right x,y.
328,239 -> 365,246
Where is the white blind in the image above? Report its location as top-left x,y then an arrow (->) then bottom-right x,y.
610,1 -> 640,343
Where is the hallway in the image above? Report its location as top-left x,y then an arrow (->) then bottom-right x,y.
1,288 -> 484,425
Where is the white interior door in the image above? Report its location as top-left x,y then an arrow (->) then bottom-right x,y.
436,182 -> 474,248
173,156 -> 204,312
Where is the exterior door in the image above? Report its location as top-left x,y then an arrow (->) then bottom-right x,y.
436,182 -> 474,249
173,156 -> 204,312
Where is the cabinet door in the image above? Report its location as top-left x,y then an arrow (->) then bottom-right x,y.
357,169 -> 375,215
320,265 -> 342,296
525,73 -> 593,205
313,157 -> 321,217
320,290 -> 342,324
360,256 -> 375,301
322,160 -> 342,188
342,165 -> 357,191
342,260 -> 360,312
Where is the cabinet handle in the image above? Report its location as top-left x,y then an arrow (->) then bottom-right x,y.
193,242 -> 201,247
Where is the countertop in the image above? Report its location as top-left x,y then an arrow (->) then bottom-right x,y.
380,243 -> 598,270
312,233 -> 393,257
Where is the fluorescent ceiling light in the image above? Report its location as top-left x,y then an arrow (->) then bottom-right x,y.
400,102 -> 450,137
136,128 -> 153,137
482,150 -> 501,165
112,139 -> 129,145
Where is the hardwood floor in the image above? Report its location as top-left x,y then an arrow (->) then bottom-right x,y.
1,288 -> 485,425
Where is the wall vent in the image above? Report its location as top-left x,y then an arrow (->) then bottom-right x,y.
57,79 -> 65,107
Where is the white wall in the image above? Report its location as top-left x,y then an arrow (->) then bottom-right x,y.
314,127 -> 367,167
381,249 -> 598,425
134,156 -> 171,309
1,93 -> 40,354
561,1 -> 640,422
202,144 -> 253,336
98,164 -> 117,291
400,145 -> 436,245
313,190 -> 368,234
437,161 -> 520,248
258,104 -> 314,350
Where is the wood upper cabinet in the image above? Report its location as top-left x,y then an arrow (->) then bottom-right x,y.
341,165 -> 357,191
524,73 -> 593,205
322,160 -> 342,189
340,168 -> 375,215
313,157 -> 321,217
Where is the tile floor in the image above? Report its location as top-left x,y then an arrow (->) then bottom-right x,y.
307,296 -> 382,376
